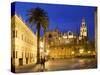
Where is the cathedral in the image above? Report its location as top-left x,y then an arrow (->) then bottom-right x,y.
45,17 -> 88,47
44,17 -> 88,59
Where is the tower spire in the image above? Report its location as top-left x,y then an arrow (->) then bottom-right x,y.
80,17 -> 87,37
82,16 -> 86,27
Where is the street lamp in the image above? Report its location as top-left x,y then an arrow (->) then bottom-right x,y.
71,51 -> 75,55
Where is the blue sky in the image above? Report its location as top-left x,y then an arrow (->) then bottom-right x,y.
11,2 -> 97,41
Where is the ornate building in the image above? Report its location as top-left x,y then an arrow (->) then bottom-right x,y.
11,14 -> 37,67
45,17 -> 89,59
45,29 -> 60,48
61,31 -> 77,44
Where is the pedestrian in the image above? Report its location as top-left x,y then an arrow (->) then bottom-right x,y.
41,56 -> 45,71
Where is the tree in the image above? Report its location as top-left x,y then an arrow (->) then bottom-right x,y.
27,7 -> 49,64
42,17 -> 49,53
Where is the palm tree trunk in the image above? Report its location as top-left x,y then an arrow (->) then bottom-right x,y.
44,29 -> 46,53
37,24 -> 40,64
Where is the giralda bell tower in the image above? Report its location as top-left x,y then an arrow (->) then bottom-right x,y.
80,17 -> 87,41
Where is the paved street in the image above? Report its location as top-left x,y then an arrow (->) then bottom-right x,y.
45,58 -> 97,71
16,58 -> 97,73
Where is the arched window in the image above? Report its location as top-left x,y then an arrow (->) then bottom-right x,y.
48,34 -> 52,38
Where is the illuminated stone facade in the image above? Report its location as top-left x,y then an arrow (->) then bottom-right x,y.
45,17 -> 89,59
80,17 -> 87,41
45,30 -> 60,48
11,15 -> 37,67
45,30 -> 77,59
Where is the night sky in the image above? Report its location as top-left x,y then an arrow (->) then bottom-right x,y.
11,2 -> 97,41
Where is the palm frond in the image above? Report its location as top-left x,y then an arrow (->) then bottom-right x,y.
26,7 -> 49,29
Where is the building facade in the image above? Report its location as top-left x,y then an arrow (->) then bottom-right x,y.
44,17 -> 94,59
45,30 -> 60,48
11,15 -> 37,67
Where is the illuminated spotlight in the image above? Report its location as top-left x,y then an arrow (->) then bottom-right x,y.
87,51 -> 91,54
79,48 -> 84,54
71,51 -> 75,55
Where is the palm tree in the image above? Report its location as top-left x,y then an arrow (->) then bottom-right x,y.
27,7 -> 49,64
42,17 -> 49,53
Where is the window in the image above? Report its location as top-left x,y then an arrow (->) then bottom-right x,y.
13,51 -> 15,58
48,34 -> 52,38
68,32 -> 72,35
15,30 -> 17,37
12,30 -> 18,38
16,51 -> 18,58
12,31 -> 15,38
22,34 -> 23,40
